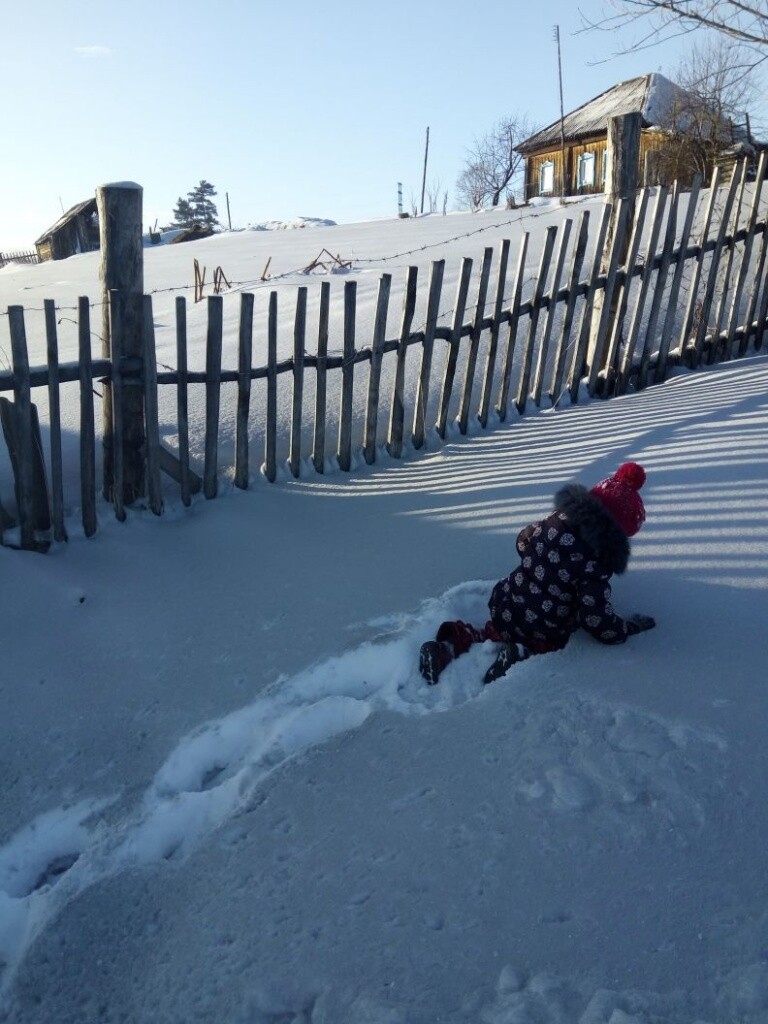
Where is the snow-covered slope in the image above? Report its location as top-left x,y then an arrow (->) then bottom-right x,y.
1,210 -> 768,1023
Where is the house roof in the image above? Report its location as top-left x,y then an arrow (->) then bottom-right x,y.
35,198 -> 97,246
516,73 -> 683,153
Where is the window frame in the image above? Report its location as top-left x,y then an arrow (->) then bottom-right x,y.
539,160 -> 555,195
577,151 -> 596,188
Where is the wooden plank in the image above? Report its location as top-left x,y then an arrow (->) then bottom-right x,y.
387,266 -> 418,458
458,246 -> 493,433
412,260 -> 445,449
673,167 -> 721,368
601,188 -> 650,391
567,202 -> 612,403
690,164 -> 739,367
587,199 -> 631,397
739,159 -> 768,355
312,281 -> 330,474
264,292 -> 278,483
638,180 -> 684,387
0,395 -> 51,544
78,297 -> 97,538
709,158 -> 749,363
751,224 -> 768,352
203,295 -> 223,499
337,280 -> 356,471
363,273 -> 392,464
7,306 -> 35,549
725,152 -> 767,359
615,186 -> 669,392
158,445 -> 202,493
97,182 -> 144,504
550,211 -> 590,405
587,113 -> 641,379
497,232 -> 529,420
234,292 -> 255,489
108,290 -> 126,522
532,220 -> 572,406
478,240 -> 510,428
654,177 -> 701,382
175,296 -> 191,506
289,287 -> 307,478
142,295 -> 163,515
516,225 -> 557,413
44,299 -> 67,542
0,399 -> 16,540
436,258 -> 473,439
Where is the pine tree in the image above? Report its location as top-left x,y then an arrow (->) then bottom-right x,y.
188,180 -> 219,229
170,181 -> 220,230
171,197 -> 195,229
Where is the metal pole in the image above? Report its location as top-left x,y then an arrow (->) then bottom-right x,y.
420,127 -> 430,214
226,192 -> 232,230
554,26 -> 566,197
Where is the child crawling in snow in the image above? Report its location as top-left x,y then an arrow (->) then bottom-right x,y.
419,462 -> 656,685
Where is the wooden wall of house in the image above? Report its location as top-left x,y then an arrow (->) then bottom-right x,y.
525,148 -> 566,200
524,129 -> 685,200
569,137 -> 608,195
38,213 -> 100,262
35,239 -> 54,262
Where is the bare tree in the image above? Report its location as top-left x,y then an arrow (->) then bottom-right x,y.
586,1 -> 768,72
456,115 -> 535,210
647,37 -> 757,184
425,178 -> 444,214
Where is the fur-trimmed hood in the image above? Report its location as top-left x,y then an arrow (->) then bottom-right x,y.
554,483 -> 630,575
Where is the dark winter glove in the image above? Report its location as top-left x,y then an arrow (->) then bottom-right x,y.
626,613 -> 656,635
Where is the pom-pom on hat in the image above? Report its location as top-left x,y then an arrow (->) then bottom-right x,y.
590,462 -> 646,537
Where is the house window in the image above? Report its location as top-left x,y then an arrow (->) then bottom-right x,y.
577,151 -> 596,188
540,161 -> 555,194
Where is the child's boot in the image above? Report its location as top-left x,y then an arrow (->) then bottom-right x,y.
483,643 -> 530,684
419,641 -> 455,685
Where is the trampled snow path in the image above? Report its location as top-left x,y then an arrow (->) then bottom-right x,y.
0,580 -> 727,1018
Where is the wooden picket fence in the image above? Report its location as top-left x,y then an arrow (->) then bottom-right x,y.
2,157 -> 768,551
0,249 -> 40,269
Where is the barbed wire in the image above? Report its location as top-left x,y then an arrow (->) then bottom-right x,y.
2,186 -> 764,384
0,202 -> 584,321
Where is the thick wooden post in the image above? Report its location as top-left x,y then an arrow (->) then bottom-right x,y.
587,113 -> 641,375
97,181 -> 145,505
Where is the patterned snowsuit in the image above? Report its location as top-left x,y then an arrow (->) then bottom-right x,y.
437,483 -> 639,658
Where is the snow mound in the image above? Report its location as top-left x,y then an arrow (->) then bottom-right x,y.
248,216 -> 337,231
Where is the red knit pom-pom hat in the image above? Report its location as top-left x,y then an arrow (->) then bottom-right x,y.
590,462 -> 646,537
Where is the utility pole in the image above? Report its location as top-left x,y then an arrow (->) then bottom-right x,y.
554,26 -> 566,197
420,126 -> 430,215
397,182 -> 403,216
226,192 -> 232,230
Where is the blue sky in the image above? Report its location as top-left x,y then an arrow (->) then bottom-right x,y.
0,0 -> 758,249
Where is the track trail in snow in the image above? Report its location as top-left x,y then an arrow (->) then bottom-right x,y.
0,581 -> 725,1009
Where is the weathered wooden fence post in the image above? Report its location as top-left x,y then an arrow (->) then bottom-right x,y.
587,113 -> 641,381
97,181 -> 145,505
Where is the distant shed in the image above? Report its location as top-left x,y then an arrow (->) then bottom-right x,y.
35,199 -> 99,262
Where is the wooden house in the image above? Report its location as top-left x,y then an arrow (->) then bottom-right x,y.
34,198 -> 99,262
517,73 -> 699,200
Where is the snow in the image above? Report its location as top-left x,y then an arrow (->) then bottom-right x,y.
1,207 -> 768,1023
247,217 -> 338,231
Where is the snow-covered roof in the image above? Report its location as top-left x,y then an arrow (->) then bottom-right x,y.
517,73 -> 683,153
